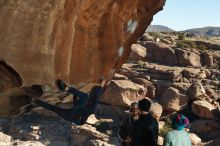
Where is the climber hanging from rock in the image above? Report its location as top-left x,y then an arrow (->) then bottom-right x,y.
35,79 -> 104,125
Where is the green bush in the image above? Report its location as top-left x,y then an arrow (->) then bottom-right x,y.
176,40 -> 197,49
178,33 -> 185,40
187,41 -> 197,48
198,44 -> 207,50
137,60 -> 145,69
176,41 -> 190,48
148,32 -> 161,41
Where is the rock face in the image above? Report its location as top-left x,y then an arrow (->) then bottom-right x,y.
188,82 -> 206,100
101,80 -> 146,107
0,0 -> 165,88
143,42 -> 177,65
176,49 -> 202,67
192,100 -> 216,119
149,102 -> 163,119
0,107 -> 121,146
159,87 -> 189,112
129,44 -> 147,60
189,133 -> 201,145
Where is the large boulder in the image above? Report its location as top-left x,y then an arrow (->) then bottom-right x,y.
176,48 -> 202,67
189,133 -> 202,145
202,52 -> 214,66
0,107 -> 120,146
101,80 -> 146,107
159,87 -> 189,112
131,78 -> 156,98
144,64 -> 182,81
0,132 -> 12,143
112,73 -> 128,80
188,82 -> 206,100
190,120 -> 220,141
149,102 -> 163,120
190,120 -> 220,134
143,42 -> 177,65
95,104 -> 127,123
71,124 -> 112,146
129,44 -> 147,60
0,0 -> 165,88
192,100 -> 216,119
182,68 -> 207,80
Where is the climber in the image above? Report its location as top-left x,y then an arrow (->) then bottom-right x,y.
163,114 -> 191,146
35,79 -> 103,125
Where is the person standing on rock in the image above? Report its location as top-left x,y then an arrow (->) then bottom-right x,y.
118,102 -> 140,146
35,79 -> 103,125
132,98 -> 159,146
163,114 -> 191,146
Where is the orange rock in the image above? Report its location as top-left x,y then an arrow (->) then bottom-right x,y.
0,0 -> 165,89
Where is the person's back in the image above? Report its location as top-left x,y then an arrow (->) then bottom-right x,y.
163,114 -> 191,146
133,114 -> 158,146
164,130 -> 191,146
132,99 -> 158,146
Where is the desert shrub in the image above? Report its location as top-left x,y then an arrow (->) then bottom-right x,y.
176,40 -> 197,49
198,44 -> 207,50
212,63 -> 219,69
178,33 -> 185,40
148,32 -> 161,41
137,60 -> 145,68
176,41 -> 190,48
187,41 -> 197,48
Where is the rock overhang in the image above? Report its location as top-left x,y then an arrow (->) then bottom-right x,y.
0,0 -> 166,90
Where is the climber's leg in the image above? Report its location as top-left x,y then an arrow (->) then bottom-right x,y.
67,87 -> 89,107
35,99 -> 72,122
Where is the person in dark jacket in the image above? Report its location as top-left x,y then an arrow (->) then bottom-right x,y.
118,102 -> 140,146
35,79 -> 103,125
132,98 -> 159,146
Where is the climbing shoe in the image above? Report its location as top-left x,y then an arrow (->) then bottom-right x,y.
56,79 -> 67,92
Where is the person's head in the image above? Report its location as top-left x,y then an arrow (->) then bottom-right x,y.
138,98 -> 151,114
172,114 -> 189,131
130,102 -> 139,119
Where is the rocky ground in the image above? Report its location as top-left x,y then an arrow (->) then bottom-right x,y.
0,32 -> 219,146
102,32 -> 220,146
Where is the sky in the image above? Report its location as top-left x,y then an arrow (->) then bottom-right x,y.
151,0 -> 220,31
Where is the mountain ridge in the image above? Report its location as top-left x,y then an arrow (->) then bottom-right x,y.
146,25 -> 175,32
147,25 -> 220,36
184,26 -> 220,36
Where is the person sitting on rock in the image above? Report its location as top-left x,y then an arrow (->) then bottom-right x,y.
118,102 -> 140,146
163,114 -> 191,146
35,79 -> 103,125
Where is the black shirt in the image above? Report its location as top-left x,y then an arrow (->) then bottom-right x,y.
132,113 -> 159,146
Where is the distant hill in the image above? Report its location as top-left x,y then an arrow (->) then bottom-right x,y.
184,26 -> 220,36
146,25 -> 175,32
